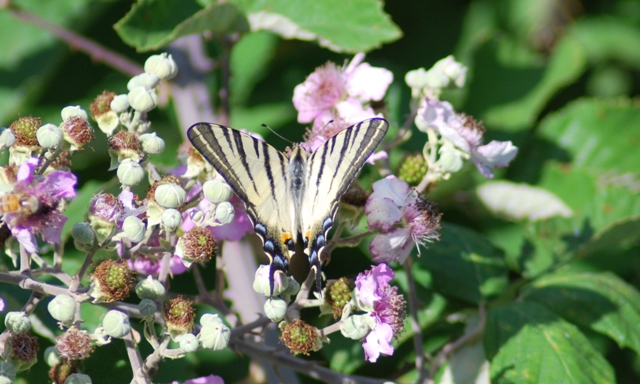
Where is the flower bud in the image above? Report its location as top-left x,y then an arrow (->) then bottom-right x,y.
71,222 -> 95,245
405,67 -> 429,98
64,373 -> 92,384
198,321 -> 230,351
424,67 -> 449,90
0,128 -> 16,150
127,73 -> 159,91
178,333 -> 199,353
61,106 -> 89,121
116,158 -> 145,186
154,183 -> 186,208
263,298 -> 287,322
433,55 -> 467,87
44,346 -> 61,367
214,201 -> 235,225
144,53 -> 178,80
161,208 -> 182,232
0,362 -> 16,383
437,141 -> 464,173
283,276 -> 301,297
128,86 -> 158,113
253,265 -> 288,297
135,275 -> 166,301
102,310 -> 130,338
5,311 -> 31,334
138,298 -> 157,317
110,94 -> 130,113
200,313 -> 224,327
203,180 -> 233,203
340,313 -> 374,340
48,294 -> 77,323
123,216 -> 146,243
36,123 -> 63,148
139,132 -> 165,155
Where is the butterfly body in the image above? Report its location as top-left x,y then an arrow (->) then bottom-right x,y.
187,118 -> 389,294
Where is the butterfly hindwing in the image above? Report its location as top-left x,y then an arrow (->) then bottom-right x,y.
187,123 -> 295,283
302,118 -> 389,290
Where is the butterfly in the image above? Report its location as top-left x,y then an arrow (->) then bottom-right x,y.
187,118 -> 389,295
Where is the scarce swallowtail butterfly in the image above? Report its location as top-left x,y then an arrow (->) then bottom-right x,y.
187,118 -> 389,295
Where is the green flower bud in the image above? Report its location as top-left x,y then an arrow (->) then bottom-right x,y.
61,106 -> 89,121
203,179 -> 232,203
178,333 -> 199,353
190,210 -> 204,225
102,310 -> 130,338
36,123 -> 63,148
0,362 -> 16,383
263,298 -> 287,322
135,275 -> 166,301
154,183 -> 186,208
144,53 -> 178,80
44,346 -> 61,367
127,73 -> 159,91
122,216 -> 146,243
116,158 -> 145,186
139,132 -> 165,155
340,314 -> 374,340
161,208 -> 182,232
64,373 -> 92,384
110,94 -> 130,113
198,321 -> 230,351
253,265 -> 288,297
5,311 -> 31,334
214,201 -> 235,225
405,67 -> 429,98
138,298 -> 157,317
437,141 -> 464,173
48,294 -> 76,323
200,313 -> 224,327
71,222 -> 95,245
0,128 -> 15,150
283,276 -> 301,297
128,86 -> 158,113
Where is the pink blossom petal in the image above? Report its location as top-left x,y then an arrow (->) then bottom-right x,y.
175,374 -> 224,384
370,228 -> 413,264
42,171 -> 77,199
474,140 -> 518,169
369,177 -> 410,206
366,150 -> 388,165
293,63 -> 345,123
347,62 -> 393,101
40,213 -> 67,244
366,197 -> 402,232
335,98 -> 374,125
209,195 -> 253,241
16,158 -> 38,183
169,255 -> 188,275
363,321 -> 394,363
12,227 -> 37,253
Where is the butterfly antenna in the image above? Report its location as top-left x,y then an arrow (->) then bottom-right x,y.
262,124 -> 293,145
306,120 -> 334,143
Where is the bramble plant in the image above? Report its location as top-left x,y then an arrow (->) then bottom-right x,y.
1,1 -> 640,384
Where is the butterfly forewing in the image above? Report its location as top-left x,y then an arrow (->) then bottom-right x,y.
187,123 -> 295,279
187,118 -> 389,295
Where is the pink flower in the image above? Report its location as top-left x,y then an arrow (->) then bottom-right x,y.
172,374 -> 224,384
89,193 -> 124,222
355,264 -> 406,363
126,232 -> 187,276
415,98 -> 518,178
3,158 -> 76,253
366,177 -> 441,264
293,54 -> 393,151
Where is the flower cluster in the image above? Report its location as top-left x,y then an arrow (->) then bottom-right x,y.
293,53 -> 393,150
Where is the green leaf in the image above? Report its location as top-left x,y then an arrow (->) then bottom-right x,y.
477,181 -> 573,221
417,223 -> 508,304
538,98 -> 640,174
230,31 -> 279,107
522,271 -> 640,355
485,301 -> 615,384
483,36 -> 587,131
235,0 -> 402,53
114,0 -> 249,51
570,17 -> 640,68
